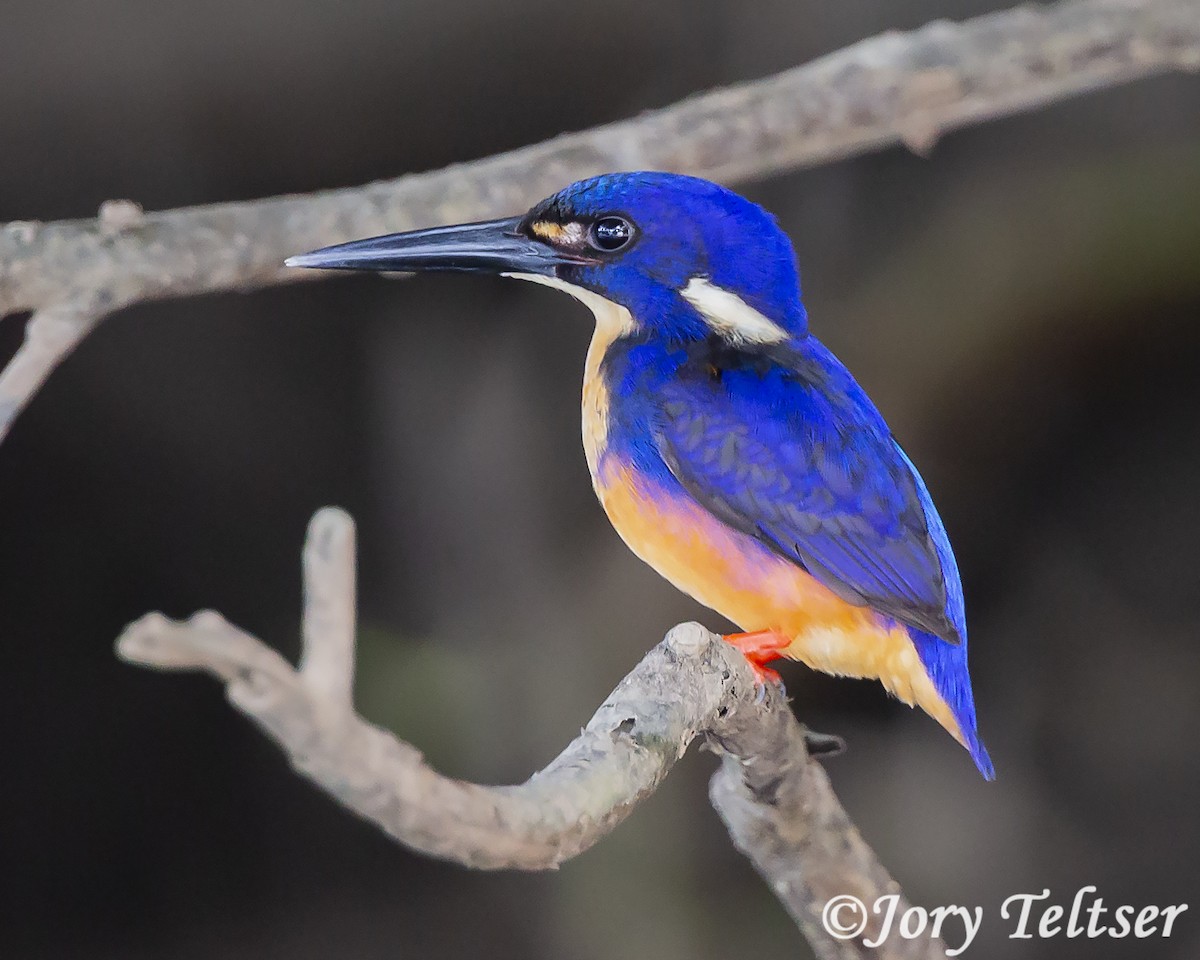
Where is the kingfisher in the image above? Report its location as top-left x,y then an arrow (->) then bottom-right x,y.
287,172 -> 994,779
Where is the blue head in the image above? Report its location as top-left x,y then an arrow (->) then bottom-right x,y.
287,172 -> 808,342
520,173 -> 808,339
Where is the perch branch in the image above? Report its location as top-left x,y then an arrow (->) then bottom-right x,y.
3,0 -> 1198,442
117,508 -> 946,960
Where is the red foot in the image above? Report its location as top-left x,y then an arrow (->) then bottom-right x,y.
722,630 -> 790,685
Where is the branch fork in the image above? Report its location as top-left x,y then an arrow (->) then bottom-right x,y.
117,507 -> 948,960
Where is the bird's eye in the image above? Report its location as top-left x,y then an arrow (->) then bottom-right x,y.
588,216 -> 634,252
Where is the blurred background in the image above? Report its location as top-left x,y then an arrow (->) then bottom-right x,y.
2,1 -> 1199,957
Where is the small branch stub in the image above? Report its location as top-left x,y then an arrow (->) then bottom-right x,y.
299,507 -> 357,708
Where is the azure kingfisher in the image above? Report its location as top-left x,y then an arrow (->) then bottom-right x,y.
287,172 -> 994,779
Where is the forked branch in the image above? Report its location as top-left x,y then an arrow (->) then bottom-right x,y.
117,508 -> 946,960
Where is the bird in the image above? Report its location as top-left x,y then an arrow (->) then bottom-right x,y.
287,172 -> 994,779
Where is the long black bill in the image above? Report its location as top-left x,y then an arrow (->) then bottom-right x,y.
285,215 -> 589,276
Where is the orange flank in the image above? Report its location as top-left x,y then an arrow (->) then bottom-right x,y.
593,460 -> 967,747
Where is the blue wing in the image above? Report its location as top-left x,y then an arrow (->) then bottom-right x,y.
652,340 -> 960,643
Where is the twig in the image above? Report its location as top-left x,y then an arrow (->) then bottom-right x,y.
3,0 -> 1198,443
117,508 -> 946,959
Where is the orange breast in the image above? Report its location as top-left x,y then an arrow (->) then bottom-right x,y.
592,460 -> 963,743
594,460 -> 871,636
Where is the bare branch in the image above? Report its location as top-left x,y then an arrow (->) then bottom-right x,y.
3,0 -> 1198,443
117,508 -> 946,959
0,299 -> 107,430
710,703 -> 935,960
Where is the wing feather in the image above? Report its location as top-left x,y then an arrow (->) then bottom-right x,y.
653,352 -> 959,642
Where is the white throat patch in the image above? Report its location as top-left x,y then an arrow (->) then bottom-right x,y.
504,273 -> 635,337
680,276 -> 789,345
504,272 -> 633,479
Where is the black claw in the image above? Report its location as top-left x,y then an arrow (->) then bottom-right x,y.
802,728 -> 846,759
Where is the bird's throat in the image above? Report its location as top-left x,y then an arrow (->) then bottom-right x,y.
503,271 -> 636,481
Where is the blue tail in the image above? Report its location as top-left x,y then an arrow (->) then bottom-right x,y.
909,628 -> 994,780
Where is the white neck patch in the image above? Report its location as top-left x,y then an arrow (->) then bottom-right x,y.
504,273 -> 636,337
680,276 -> 789,345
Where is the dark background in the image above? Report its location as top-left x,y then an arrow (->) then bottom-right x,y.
3,1 -> 1199,958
